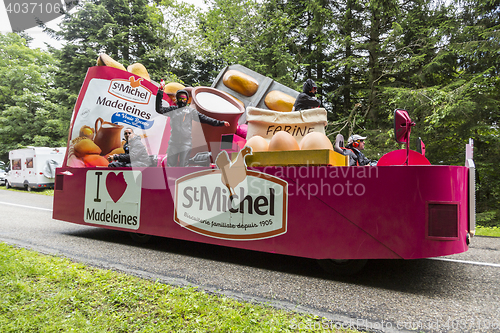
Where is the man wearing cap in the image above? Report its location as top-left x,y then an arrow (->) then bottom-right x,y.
344,134 -> 376,166
156,83 -> 229,167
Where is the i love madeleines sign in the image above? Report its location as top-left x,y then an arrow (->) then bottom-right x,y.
84,170 -> 142,230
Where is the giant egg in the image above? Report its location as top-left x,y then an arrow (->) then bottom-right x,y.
268,131 -> 300,151
245,135 -> 269,152
299,132 -> 334,150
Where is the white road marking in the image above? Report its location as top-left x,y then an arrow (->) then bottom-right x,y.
0,201 -> 52,212
429,257 -> 500,268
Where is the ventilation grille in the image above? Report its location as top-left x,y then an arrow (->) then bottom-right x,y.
55,174 -> 64,191
428,203 -> 458,238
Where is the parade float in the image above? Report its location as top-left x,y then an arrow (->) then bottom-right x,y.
52,57 -> 475,274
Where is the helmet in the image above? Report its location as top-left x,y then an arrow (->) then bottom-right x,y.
348,134 -> 367,148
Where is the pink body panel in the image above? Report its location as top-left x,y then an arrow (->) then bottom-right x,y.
377,149 -> 431,166
53,164 -> 469,260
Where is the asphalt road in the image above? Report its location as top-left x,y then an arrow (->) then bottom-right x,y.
0,189 -> 499,333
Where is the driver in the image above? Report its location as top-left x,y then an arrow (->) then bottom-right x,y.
344,134 -> 377,166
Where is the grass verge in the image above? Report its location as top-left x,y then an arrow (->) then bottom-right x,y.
475,226 -> 500,237
0,186 -> 53,196
0,243 -> 356,332
475,211 -> 500,237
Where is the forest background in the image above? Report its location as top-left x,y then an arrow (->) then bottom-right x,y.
0,0 -> 498,222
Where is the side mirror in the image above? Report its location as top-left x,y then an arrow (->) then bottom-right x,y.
394,109 -> 416,165
394,109 -> 414,144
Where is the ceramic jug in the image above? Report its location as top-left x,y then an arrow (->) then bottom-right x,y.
93,118 -> 123,156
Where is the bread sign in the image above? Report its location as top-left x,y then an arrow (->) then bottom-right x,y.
245,107 -> 328,144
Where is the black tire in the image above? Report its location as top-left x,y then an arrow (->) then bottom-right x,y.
129,233 -> 152,244
25,185 -> 31,192
317,259 -> 368,276
5,182 -> 10,189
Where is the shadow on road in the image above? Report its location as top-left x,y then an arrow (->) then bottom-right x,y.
64,227 -> 470,298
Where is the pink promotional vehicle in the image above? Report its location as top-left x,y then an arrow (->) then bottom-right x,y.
52,65 -> 476,274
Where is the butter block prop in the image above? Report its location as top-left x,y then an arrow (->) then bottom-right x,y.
233,149 -> 348,167
212,64 -> 300,124
223,70 -> 259,97
245,107 -> 328,145
264,90 -> 296,112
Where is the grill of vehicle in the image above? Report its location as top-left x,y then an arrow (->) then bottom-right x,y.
428,203 -> 459,239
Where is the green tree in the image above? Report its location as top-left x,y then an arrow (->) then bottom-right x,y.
151,0 -> 210,85
429,0 -> 500,212
0,33 -> 70,161
201,0 -> 265,73
279,0 -> 337,99
201,0 -> 335,92
54,0 -> 168,96
376,0 -> 499,214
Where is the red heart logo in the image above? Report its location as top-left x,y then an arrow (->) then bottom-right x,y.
106,172 -> 127,203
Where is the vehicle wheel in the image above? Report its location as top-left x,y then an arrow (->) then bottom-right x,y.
25,185 -> 31,192
317,259 -> 368,276
5,182 -> 10,189
129,233 -> 152,244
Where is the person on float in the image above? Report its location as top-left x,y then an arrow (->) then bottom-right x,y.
108,128 -> 150,167
292,79 -> 321,111
344,134 -> 377,166
155,83 -> 230,167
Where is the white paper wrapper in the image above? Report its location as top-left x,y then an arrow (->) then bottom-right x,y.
245,107 -> 328,144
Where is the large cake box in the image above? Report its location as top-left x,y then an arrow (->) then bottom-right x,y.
232,149 -> 348,167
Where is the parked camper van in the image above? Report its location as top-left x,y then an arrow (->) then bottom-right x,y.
0,161 -> 6,186
5,147 -> 66,191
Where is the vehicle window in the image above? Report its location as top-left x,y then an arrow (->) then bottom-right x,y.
12,159 -> 22,170
26,157 -> 33,168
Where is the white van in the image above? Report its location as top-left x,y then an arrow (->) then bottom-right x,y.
5,147 -> 66,191
0,161 -> 6,186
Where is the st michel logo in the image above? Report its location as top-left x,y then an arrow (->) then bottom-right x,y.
174,147 -> 289,241
108,76 -> 152,105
